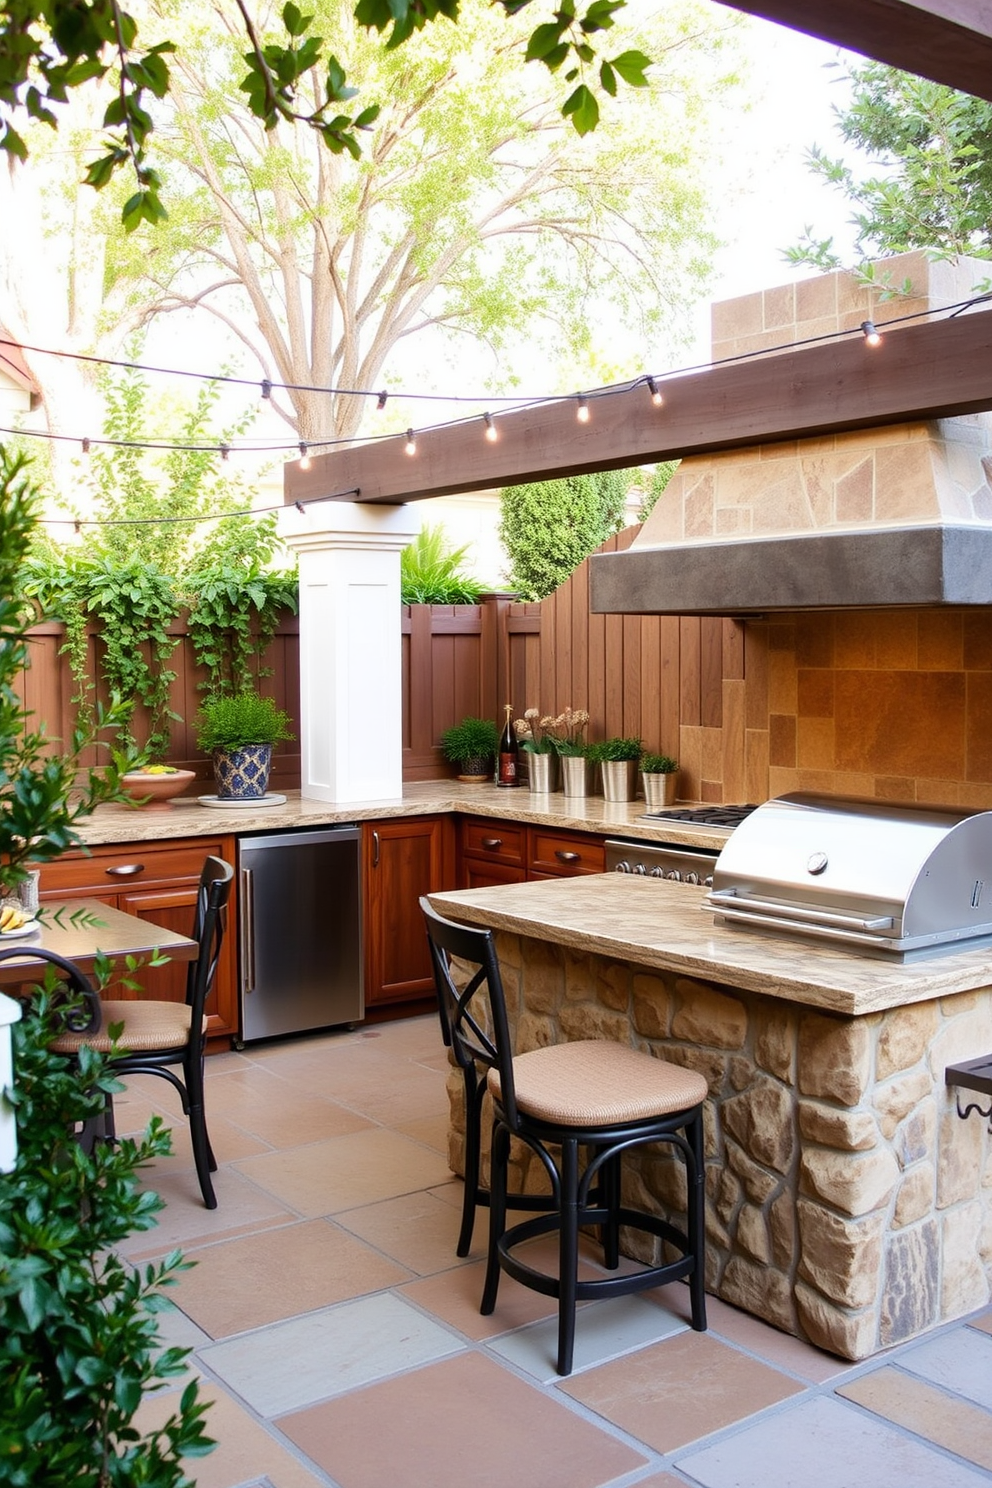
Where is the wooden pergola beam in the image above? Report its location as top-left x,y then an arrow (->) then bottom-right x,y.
722,1 -> 992,103
285,310 -> 992,507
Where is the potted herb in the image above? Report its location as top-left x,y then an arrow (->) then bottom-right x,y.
589,735 -> 643,802
195,690 -> 294,801
440,716 -> 501,782
640,751 -> 679,809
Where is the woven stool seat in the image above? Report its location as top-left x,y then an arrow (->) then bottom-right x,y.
491,1040 -> 708,1127
52,1000 -> 201,1055
422,897 -> 708,1376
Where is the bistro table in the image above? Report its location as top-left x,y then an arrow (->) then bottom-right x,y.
0,898 -> 198,987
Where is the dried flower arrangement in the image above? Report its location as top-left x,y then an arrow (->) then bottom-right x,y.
513,706 -> 591,756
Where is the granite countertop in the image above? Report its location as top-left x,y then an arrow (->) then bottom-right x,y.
72,780 -> 732,851
427,873 -> 992,1017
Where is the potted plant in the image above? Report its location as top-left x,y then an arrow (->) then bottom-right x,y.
589,735 -> 643,802
194,690 -> 294,801
440,716 -> 501,782
549,708 -> 593,796
513,708 -> 559,793
640,751 -> 679,809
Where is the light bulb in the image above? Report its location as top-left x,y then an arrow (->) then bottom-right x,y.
861,320 -> 882,347
484,412 -> 498,442
376,390 -> 388,410
405,428 -> 417,455
298,441 -> 311,470
577,395 -> 590,424
647,377 -> 663,406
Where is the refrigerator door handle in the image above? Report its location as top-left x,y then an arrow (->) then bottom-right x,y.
240,866 -> 256,997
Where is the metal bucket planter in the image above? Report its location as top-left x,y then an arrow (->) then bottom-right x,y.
641,771 -> 678,809
560,755 -> 594,798
600,759 -> 638,803
527,751 -> 559,793
212,743 -> 273,800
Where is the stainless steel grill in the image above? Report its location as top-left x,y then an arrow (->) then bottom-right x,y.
706,793 -> 992,957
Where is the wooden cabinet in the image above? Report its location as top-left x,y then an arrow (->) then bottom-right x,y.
363,816 -> 455,1012
457,815 -> 606,886
38,835 -> 238,1042
459,817 -> 527,889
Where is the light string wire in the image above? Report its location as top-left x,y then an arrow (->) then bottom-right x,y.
2,289 -> 989,471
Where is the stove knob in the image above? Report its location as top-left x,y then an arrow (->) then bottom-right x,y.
649,866 -> 665,879
684,871 -> 700,885
632,863 -> 647,875
704,874 -> 714,888
613,860 -> 632,873
665,869 -> 682,881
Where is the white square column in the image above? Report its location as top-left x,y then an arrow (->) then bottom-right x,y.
279,502 -> 421,802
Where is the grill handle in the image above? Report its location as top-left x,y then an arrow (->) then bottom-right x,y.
707,889 -> 894,934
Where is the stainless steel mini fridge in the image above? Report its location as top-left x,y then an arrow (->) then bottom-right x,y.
237,825 -> 363,1043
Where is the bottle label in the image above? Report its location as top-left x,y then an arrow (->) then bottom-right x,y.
498,754 -> 518,785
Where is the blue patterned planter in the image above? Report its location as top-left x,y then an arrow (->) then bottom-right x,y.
212,744 -> 273,800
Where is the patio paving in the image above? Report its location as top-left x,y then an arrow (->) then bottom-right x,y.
118,1014 -> 992,1488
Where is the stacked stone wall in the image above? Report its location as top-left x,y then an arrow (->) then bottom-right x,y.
445,932 -> 992,1360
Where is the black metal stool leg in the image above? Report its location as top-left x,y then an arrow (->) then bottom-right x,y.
557,1137 -> 580,1376
687,1110 -> 707,1331
601,1151 -> 621,1270
458,1068 -> 484,1257
481,1121 -> 510,1315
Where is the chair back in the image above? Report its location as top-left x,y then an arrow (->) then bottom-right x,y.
420,897 -> 520,1129
185,857 -> 234,1025
0,946 -> 101,1033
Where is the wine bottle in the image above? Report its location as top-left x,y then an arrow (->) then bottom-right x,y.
496,702 -> 519,787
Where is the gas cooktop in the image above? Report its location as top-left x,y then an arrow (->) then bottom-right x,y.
640,804 -> 760,829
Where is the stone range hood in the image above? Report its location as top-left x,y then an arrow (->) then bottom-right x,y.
590,254 -> 992,617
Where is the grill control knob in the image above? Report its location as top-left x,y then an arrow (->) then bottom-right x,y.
665,869 -> 682,881
684,872 -> 700,885
649,866 -> 665,879
633,863 -> 646,875
704,874 -> 714,888
807,851 -> 829,876
614,860 -> 632,873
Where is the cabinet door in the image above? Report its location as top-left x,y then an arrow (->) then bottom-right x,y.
116,884 -> 237,1039
364,817 -> 454,1007
463,859 -> 527,890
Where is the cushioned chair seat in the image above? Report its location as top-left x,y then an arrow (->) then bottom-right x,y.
53,1001 -> 204,1055
490,1040 -> 708,1127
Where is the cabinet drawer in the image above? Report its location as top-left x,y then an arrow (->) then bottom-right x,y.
461,818 -> 526,867
528,830 -> 605,877
40,841 -> 226,896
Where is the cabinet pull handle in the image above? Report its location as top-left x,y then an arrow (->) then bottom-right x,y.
240,868 -> 255,996
481,837 -> 503,850
105,863 -> 145,877
555,850 -> 580,864
372,830 -> 380,868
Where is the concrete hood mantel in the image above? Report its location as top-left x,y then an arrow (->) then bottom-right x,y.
589,522 -> 992,616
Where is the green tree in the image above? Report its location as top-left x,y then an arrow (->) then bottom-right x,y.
637,460 -> 679,521
787,61 -> 992,269
498,467 -> 628,599
0,0 -> 654,228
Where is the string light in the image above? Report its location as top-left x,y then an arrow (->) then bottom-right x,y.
81,437 -> 90,454
261,379 -> 272,399
376,390 -> 388,410
295,501 -> 305,514
483,412 -> 498,442
298,441 -> 311,470
646,377 -> 663,406
405,428 -> 417,456
220,443 -> 230,461
861,320 -> 882,347
576,395 -> 590,423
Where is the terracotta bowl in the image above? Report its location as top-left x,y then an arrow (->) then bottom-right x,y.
121,769 -> 196,809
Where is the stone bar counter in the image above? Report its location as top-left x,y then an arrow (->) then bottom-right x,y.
428,873 -> 992,1361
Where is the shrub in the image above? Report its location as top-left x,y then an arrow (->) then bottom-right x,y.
498,470 -> 630,600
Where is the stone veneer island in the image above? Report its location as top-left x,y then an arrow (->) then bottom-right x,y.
428,873 -> 992,1360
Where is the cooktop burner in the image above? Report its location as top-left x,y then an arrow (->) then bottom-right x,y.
642,803 -> 760,828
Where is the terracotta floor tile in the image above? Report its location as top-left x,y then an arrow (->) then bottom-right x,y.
678,1394 -> 991,1488
839,1366 -> 992,1472
335,1188 -> 479,1275
394,1110 -> 451,1153
232,1128 -> 453,1216
115,1165 -> 294,1261
277,1351 -> 647,1488
969,1309 -> 992,1336
208,1077 -> 374,1148
559,1329 -> 804,1453
201,1293 -> 465,1417
135,1382 -> 327,1488
697,1291 -> 853,1383
400,1258 -> 560,1340
172,1218 -> 413,1337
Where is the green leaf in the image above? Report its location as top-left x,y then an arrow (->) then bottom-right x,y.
610,49 -> 651,86
562,83 -> 599,134
600,59 -> 616,97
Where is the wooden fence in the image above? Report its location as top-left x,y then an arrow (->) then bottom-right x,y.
22,526 -> 750,801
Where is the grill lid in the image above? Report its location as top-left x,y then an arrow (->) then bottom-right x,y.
707,793 -> 992,956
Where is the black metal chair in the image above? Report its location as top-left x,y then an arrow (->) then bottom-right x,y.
421,895 -> 708,1376
51,856 -> 234,1209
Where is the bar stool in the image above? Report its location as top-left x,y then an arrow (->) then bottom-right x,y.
421,896 -> 708,1376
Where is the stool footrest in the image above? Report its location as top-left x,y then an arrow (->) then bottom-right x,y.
494,1207 -> 696,1303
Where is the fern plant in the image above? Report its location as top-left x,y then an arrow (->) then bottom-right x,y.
401,525 -> 487,604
